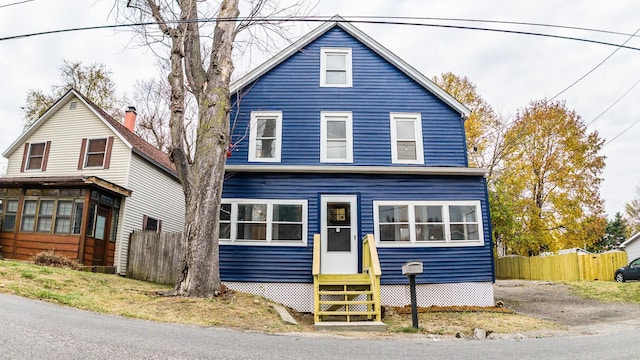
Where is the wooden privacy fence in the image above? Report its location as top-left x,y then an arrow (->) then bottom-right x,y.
127,230 -> 182,285
495,251 -> 628,281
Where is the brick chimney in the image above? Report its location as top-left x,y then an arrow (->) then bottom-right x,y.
124,106 -> 137,132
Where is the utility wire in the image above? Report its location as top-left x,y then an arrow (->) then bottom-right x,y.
587,78 -> 640,127
0,0 -> 35,9
2,17 -> 640,52
605,117 -> 640,146
549,27 -> 640,101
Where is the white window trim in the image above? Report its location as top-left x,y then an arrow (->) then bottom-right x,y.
249,111 -> 283,162
220,199 -> 308,247
373,200 -> 484,247
320,48 -> 353,88
320,111 -> 353,163
390,113 -> 424,164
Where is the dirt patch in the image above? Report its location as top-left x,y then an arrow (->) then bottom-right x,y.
494,280 -> 640,335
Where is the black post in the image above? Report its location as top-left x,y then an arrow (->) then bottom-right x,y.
409,274 -> 418,329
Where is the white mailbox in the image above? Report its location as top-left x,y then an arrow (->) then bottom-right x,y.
402,261 -> 423,276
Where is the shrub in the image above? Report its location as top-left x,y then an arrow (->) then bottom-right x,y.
33,250 -> 81,270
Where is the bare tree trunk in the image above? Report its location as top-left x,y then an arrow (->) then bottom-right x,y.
170,0 -> 239,297
124,0 -> 304,297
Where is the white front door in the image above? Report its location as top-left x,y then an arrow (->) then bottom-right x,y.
320,195 -> 358,274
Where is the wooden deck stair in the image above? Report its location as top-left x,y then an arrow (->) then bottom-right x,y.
315,273 -> 378,321
312,234 -> 383,329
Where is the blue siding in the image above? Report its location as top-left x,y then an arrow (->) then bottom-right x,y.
228,27 -> 467,167
220,173 -> 493,285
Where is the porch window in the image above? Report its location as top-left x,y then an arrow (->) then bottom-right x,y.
249,111 -> 282,162
374,201 -> 483,247
390,113 -> 424,164
20,200 -> 37,232
54,201 -> 73,234
1,199 -> 18,231
18,198 -> 84,235
36,200 -> 55,233
219,199 -> 307,245
320,112 -> 353,163
320,48 -> 352,87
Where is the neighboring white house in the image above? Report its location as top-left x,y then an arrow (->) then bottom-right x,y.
621,232 -> 640,262
0,89 -> 184,274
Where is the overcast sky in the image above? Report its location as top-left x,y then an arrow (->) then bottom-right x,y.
1,0 -> 639,218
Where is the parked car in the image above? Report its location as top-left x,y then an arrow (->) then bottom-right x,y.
614,257 -> 640,282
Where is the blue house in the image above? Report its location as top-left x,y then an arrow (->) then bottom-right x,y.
220,18 -> 494,321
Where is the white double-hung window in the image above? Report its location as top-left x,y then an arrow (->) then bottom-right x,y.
249,111 -> 282,162
320,111 -> 353,163
390,113 -> 424,164
320,48 -> 352,87
374,201 -> 484,247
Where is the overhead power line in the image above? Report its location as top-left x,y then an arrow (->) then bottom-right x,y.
2,16 -> 640,52
0,0 -> 35,9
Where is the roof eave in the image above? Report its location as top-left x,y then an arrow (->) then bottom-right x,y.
225,164 -> 488,177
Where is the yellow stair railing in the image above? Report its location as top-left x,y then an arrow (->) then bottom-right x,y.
312,234 -> 382,323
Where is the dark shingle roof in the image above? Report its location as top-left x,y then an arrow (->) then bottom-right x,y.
74,91 -> 178,178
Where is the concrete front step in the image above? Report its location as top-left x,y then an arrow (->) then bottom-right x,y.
314,321 -> 387,332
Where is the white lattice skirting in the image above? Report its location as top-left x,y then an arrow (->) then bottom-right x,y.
224,282 -> 495,313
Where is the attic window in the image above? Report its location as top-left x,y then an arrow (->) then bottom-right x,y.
69,101 -> 77,110
320,48 -> 352,87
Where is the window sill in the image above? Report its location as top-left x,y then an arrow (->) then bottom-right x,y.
376,240 -> 485,248
220,240 -> 307,247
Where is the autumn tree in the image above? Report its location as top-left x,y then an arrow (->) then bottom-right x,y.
120,0 -> 307,297
433,72 -> 509,175
499,100 -> 606,255
22,60 -> 126,129
624,186 -> 640,234
433,72 -> 515,254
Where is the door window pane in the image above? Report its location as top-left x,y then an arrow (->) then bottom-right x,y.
327,227 -> 350,251
327,203 -> 350,226
95,214 -> 106,240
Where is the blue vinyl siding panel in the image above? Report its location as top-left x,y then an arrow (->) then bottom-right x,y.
228,27 -> 467,167
220,173 -> 493,284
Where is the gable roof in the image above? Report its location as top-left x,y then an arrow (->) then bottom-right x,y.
621,231 -> 640,248
230,16 -> 471,118
3,89 -> 177,178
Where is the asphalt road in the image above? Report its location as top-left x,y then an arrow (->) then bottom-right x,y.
1,293 -> 638,360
